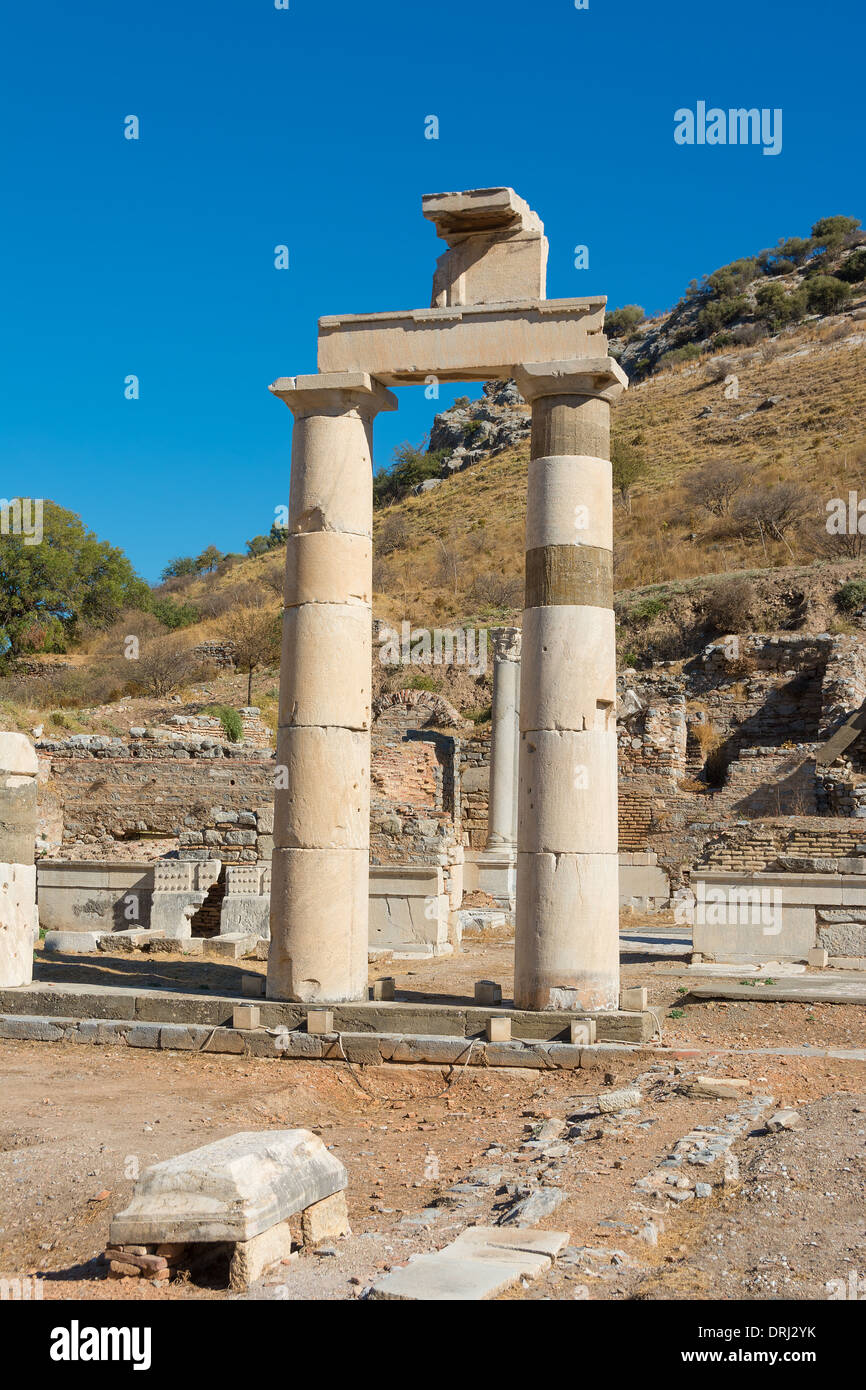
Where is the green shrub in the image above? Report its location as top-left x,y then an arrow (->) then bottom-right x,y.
605,304 -> 645,338
837,249 -> 866,284
755,282 -> 806,330
836,579 -> 866,613
629,596 -> 669,624
706,259 -> 760,297
806,275 -> 852,314
696,295 -> 749,335
149,597 -> 200,631
406,672 -> 439,693
658,343 -> 702,370
204,704 -> 243,742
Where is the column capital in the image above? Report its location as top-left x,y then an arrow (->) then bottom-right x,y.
269,372 -> 398,419
491,626 -> 522,663
514,357 -> 628,405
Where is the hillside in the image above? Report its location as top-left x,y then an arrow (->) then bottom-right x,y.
2,216 -> 865,731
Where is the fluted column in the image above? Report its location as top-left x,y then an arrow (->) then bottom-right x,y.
512,358 -> 628,1012
266,371 -> 397,1002
486,627 -> 521,851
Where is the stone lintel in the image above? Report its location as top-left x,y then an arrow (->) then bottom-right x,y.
268,372 -> 397,418
515,357 -> 628,404
316,299 -> 607,385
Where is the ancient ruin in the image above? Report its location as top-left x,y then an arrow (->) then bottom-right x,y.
267,188 -> 627,1010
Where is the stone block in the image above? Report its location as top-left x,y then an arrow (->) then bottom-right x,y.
620,986 -> 648,1011
0,861 -> 37,986
301,1190 -> 351,1246
569,1019 -> 597,1045
306,1008 -> 334,1035
42,929 -> 104,954
486,1016 -> 511,1042
474,980 -> 502,1005
808,947 -> 829,968
233,1005 -> 261,1031
229,1219 -> 296,1291
110,1129 -> 348,1245
371,977 -> 395,1001
203,934 -> 257,960
242,973 -> 266,997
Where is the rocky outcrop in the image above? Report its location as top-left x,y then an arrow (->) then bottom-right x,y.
427,380 -> 529,480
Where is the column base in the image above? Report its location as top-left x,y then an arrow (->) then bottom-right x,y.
514,850 -> 619,1011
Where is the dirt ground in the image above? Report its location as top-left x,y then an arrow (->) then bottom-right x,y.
1,930 -> 864,1302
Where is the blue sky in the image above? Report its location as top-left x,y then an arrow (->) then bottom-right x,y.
1,0 -> 861,582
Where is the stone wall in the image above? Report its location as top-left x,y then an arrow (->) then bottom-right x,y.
36,738 -> 275,859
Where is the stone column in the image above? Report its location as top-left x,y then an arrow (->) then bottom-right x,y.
266,371 -> 397,1002
512,358 -> 628,1012
0,733 -> 38,987
486,627 -> 521,852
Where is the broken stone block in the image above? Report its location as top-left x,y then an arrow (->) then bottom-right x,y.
229,1219 -> 296,1291
301,1190 -> 351,1246
598,1087 -> 641,1114
110,1129 -> 348,1245
498,1187 -> 565,1226
684,1077 -> 751,1100
766,1109 -> 803,1132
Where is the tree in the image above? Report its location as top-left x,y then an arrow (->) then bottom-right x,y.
805,275 -> 852,315
811,215 -> 861,250
127,636 -> 197,697
683,460 -> 747,517
605,305 -> 645,338
755,282 -> 806,331
160,556 -> 197,581
195,545 -> 223,573
731,483 -> 811,556
0,500 -> 149,656
706,259 -> 760,298
611,442 -> 648,512
837,249 -> 866,284
221,605 -> 281,704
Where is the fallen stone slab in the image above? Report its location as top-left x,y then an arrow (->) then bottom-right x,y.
687,981 -> 866,1006
451,1227 -> 570,1259
110,1130 -> 347,1245
42,931 -> 105,954
368,1224 -> 568,1301
682,1076 -> 751,1100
